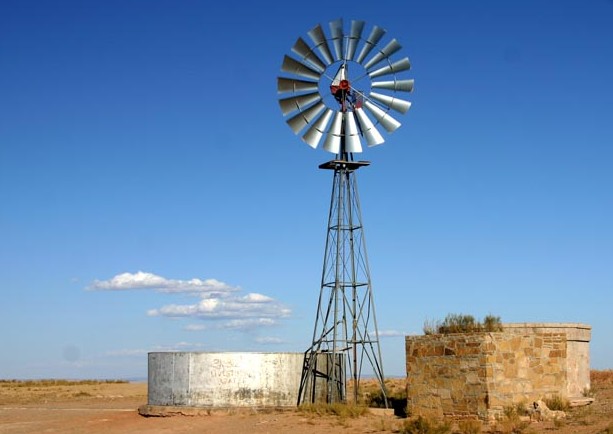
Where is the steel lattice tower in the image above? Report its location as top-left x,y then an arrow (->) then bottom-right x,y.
297,154 -> 387,405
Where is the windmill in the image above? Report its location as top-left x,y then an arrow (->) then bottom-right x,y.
277,19 -> 413,405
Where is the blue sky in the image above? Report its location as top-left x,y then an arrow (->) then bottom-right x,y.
1,0 -> 611,379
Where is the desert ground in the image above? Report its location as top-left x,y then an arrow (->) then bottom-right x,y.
0,372 -> 611,434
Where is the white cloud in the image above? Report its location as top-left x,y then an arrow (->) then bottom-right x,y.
88,271 -> 238,295
240,293 -> 273,303
89,271 -> 291,332
255,336 -> 285,344
184,324 -> 207,331
105,348 -> 149,357
171,341 -> 206,350
221,318 -> 277,330
148,296 -> 290,322
376,329 -> 406,338
183,318 -> 279,331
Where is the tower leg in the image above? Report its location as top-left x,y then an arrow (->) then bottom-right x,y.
298,159 -> 387,406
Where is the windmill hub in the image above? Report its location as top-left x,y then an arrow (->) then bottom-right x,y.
324,62 -> 367,115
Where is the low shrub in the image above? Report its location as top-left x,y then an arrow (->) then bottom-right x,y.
543,395 -> 570,412
457,418 -> 482,434
423,313 -> 503,335
503,405 -> 519,419
492,413 -> 530,434
298,402 -> 369,418
399,415 -> 452,434
482,314 -> 504,332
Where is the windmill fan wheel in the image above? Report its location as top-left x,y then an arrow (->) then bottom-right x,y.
277,18 -> 414,154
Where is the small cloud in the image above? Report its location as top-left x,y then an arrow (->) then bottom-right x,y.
171,341 -> 206,350
184,324 -> 207,331
376,329 -> 406,338
221,318 -> 277,330
105,348 -> 149,357
147,296 -> 290,322
87,271 -> 238,295
184,319 -> 279,331
240,293 -> 274,303
255,336 -> 285,345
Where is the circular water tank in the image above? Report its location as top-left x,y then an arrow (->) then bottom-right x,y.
148,352 -> 306,407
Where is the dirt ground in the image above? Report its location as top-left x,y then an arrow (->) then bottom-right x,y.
0,372 -> 611,434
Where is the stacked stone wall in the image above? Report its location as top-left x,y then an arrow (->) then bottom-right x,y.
503,323 -> 591,397
405,323 -> 590,420
486,331 -> 566,416
406,333 -> 491,419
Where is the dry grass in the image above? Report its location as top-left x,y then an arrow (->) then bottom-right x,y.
543,395 -> 570,412
298,402 -> 369,418
600,423 -> 613,434
399,415 -> 452,434
352,377 -> 408,416
424,314 -> 503,335
0,379 -> 142,406
457,419 -> 483,434
0,379 -> 127,387
591,370 -> 613,385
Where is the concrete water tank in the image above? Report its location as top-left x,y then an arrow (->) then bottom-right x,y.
147,351 -> 327,408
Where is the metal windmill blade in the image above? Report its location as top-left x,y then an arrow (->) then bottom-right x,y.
302,109 -> 334,148
368,57 -> 411,78
356,25 -> 386,64
371,78 -> 415,92
346,20 -> 365,61
329,19 -> 344,61
307,24 -> 334,65
291,39 -> 327,73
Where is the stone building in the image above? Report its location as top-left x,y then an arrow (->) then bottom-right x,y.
405,323 -> 591,420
